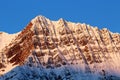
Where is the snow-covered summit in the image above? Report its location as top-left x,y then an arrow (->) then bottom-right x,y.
0,16 -> 120,80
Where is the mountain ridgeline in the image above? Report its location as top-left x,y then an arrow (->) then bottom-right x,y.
0,16 -> 120,80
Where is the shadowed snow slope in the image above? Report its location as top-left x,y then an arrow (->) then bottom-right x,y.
0,16 -> 120,80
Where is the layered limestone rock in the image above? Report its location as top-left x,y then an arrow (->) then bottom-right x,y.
1,16 -> 120,76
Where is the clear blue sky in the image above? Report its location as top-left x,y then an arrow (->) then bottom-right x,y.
0,0 -> 120,33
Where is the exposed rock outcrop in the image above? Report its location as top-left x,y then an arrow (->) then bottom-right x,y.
1,16 -> 120,79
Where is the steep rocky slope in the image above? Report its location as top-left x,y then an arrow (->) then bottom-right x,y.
0,16 -> 120,80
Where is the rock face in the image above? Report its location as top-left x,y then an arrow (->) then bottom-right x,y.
0,16 -> 120,79
5,22 -> 34,65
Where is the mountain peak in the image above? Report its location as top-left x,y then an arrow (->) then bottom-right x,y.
57,18 -> 67,26
31,15 -> 48,24
1,16 -> 120,79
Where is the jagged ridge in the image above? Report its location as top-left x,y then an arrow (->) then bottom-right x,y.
0,16 -> 120,79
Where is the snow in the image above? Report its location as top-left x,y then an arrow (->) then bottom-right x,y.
0,32 -> 19,52
1,63 -> 120,80
0,63 -> 17,76
0,16 -> 120,80
0,32 -> 19,76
